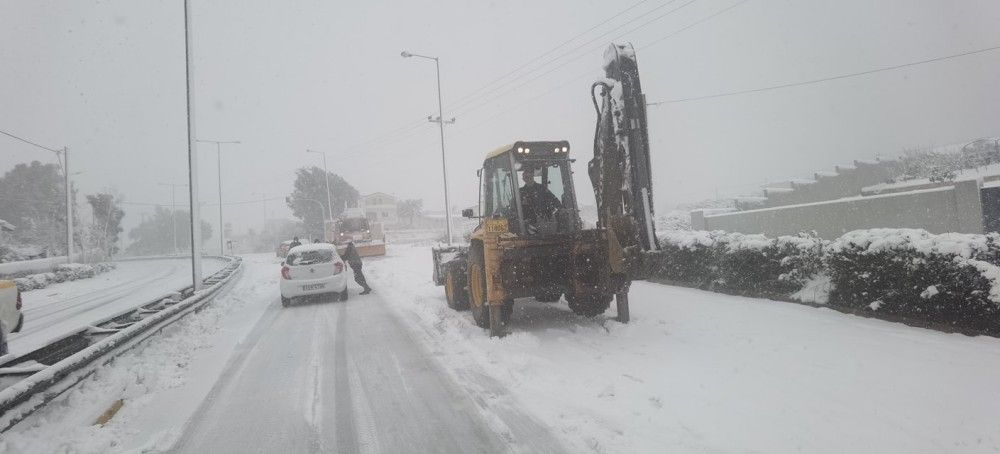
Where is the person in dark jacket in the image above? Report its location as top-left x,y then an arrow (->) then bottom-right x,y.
519,166 -> 562,230
289,236 -> 302,249
341,242 -> 372,294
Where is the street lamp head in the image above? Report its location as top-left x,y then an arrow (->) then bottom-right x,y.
400,51 -> 412,58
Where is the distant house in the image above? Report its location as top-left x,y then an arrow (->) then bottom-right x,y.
362,192 -> 399,225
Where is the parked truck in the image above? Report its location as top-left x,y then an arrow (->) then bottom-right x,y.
431,43 -> 659,336
328,208 -> 387,257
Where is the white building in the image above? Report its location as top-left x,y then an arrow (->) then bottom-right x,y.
362,192 -> 398,226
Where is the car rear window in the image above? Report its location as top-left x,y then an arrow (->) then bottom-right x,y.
287,249 -> 334,266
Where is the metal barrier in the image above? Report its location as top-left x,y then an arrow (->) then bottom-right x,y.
0,256 -> 243,433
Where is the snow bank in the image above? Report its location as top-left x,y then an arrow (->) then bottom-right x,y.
371,245 -> 1000,453
11,263 -> 116,292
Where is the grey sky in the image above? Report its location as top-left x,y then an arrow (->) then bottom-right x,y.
3,0 -> 999,250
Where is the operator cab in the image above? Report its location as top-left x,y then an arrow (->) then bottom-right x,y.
473,141 -> 581,236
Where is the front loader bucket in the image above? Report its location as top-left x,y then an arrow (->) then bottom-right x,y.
336,242 -> 386,258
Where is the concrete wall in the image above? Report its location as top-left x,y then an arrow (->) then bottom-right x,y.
697,179 -> 984,239
763,160 -> 902,208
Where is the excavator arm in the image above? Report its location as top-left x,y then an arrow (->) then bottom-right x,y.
589,43 -> 660,260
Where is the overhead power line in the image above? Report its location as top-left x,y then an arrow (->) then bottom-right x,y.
0,128 -> 62,153
450,0 -> 747,134
450,0 -> 698,116
338,0 -> 669,157
648,44 -> 1000,105
448,0 -> 664,110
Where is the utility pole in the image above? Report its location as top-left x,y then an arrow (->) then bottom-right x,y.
184,0 -> 203,290
401,50 -> 456,244
306,149 -> 335,223
61,147 -> 73,262
252,192 -> 267,221
197,139 -> 240,255
159,182 -> 188,255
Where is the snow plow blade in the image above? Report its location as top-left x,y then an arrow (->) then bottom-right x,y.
336,242 -> 386,257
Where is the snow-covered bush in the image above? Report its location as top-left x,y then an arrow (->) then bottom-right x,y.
11,262 -> 116,291
647,227 -> 1000,334
715,233 -> 825,295
647,231 -> 825,295
826,229 -> 1000,333
647,230 -> 720,287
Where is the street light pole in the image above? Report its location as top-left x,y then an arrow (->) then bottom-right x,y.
197,139 -> 240,255
183,0 -> 203,290
306,149 -> 335,223
401,50 -> 455,244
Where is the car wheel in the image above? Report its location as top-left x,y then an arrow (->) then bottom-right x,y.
281,296 -> 291,307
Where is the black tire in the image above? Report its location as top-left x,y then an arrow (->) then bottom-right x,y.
281,296 -> 291,307
445,266 -> 470,311
340,288 -> 349,301
566,292 -> 612,317
468,244 -> 511,331
469,260 -> 490,328
534,291 -> 562,303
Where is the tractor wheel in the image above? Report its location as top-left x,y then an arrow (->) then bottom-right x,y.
281,296 -> 291,307
566,292 -> 613,317
445,266 -> 469,311
469,261 -> 490,328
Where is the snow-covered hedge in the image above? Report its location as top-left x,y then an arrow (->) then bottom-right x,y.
826,229 -> 1000,333
11,263 -> 116,292
646,228 -> 1000,335
647,231 -> 825,296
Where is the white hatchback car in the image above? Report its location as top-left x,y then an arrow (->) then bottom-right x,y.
279,243 -> 349,307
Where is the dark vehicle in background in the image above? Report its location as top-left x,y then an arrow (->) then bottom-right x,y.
276,240 -> 293,258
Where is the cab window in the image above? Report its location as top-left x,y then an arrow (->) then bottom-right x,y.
482,156 -> 515,218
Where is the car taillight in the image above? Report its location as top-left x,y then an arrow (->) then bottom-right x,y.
281,265 -> 291,280
15,290 -> 22,310
334,262 -> 344,275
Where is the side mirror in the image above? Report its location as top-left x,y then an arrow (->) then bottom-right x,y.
462,208 -> 475,218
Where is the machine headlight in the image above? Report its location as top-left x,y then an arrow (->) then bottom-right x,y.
562,146 -> 568,152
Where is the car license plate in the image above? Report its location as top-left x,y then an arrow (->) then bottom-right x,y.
302,284 -> 325,291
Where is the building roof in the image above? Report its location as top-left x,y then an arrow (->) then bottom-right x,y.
363,192 -> 396,201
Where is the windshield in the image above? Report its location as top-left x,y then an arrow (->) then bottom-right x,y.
286,249 -> 334,265
338,218 -> 369,232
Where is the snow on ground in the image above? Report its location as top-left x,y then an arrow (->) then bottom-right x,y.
369,244 -> 1000,454
8,258 -> 227,357
5,246 -> 1000,453
0,254 -> 277,453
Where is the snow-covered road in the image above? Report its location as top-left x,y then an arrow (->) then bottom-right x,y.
170,278 -> 554,453
4,246 -> 1000,453
9,257 -> 226,357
